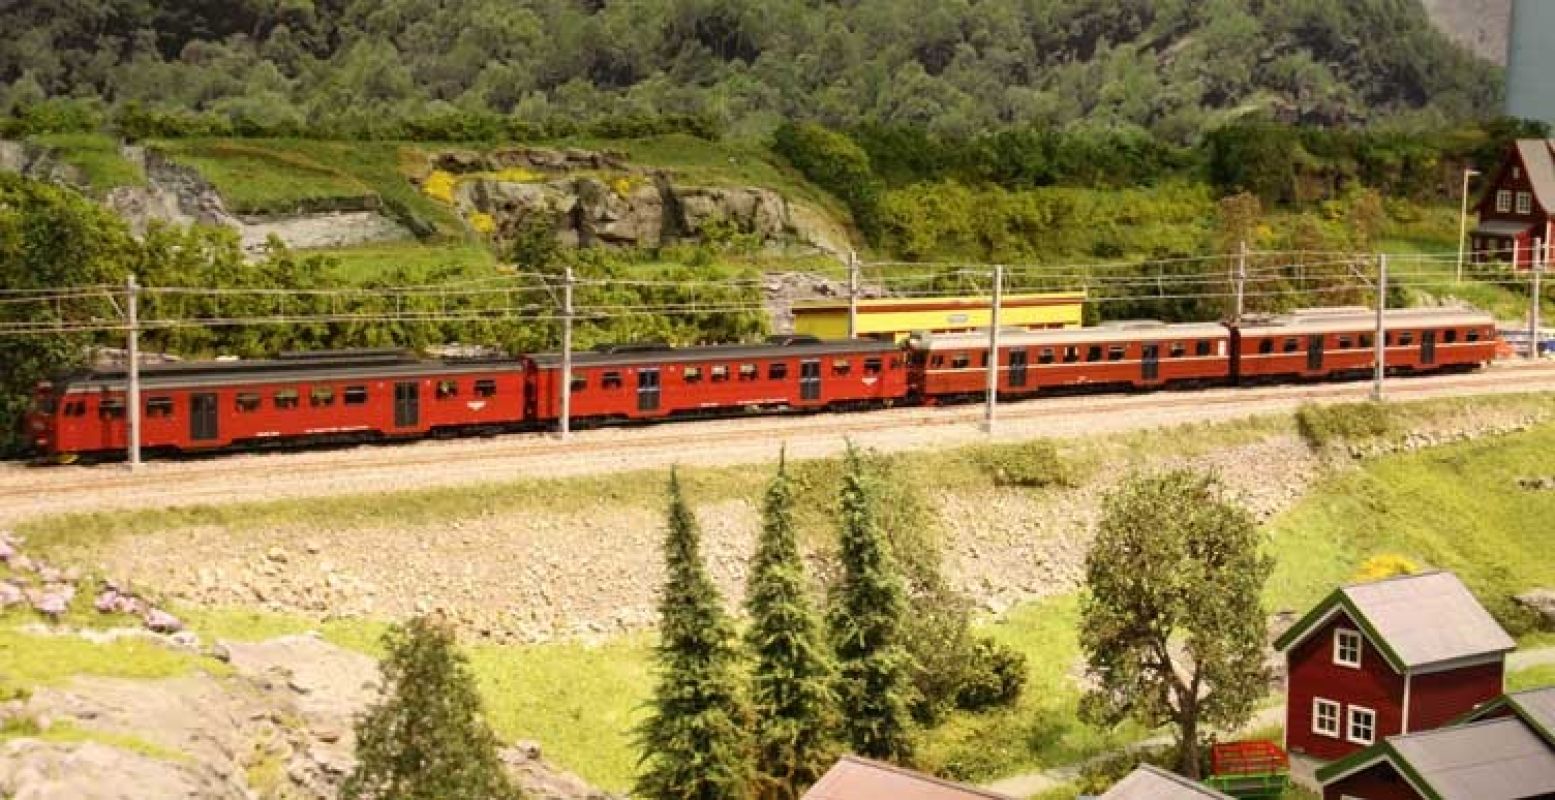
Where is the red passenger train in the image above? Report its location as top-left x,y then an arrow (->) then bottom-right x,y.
23,307 -> 1498,460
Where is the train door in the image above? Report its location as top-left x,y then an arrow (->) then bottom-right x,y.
190,393 -> 218,442
1307,335 -> 1325,372
799,359 -> 821,401
1141,344 -> 1160,382
637,369 -> 661,412
1421,330 -> 1436,365
1008,349 -> 1028,389
394,382 -> 420,427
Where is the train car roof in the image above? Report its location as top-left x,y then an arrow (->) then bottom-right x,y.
58,351 -> 526,392
909,322 -> 1229,351
527,337 -> 900,369
1237,307 -> 1494,336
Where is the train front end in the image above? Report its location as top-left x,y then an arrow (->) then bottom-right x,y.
24,381 -> 62,459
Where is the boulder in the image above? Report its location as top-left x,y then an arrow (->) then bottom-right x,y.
1516,589 -> 1555,629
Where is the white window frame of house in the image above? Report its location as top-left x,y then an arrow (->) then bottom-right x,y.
1498,190 -> 1513,213
1517,191 -> 1533,215
1334,628 -> 1363,668
1514,166 -> 1523,180
1313,698 -> 1341,738
1348,705 -> 1377,746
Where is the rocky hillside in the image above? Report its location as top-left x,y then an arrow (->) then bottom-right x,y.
1422,0 -> 1512,64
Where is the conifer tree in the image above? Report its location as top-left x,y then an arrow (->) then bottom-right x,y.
636,469 -> 753,800
745,454 -> 837,800
828,445 -> 915,763
343,615 -> 520,800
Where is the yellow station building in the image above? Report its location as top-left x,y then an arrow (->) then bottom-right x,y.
792,291 -> 1086,341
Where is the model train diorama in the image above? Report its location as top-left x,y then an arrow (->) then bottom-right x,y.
24,306 -> 1497,461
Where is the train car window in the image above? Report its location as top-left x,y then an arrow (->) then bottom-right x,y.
1169,342 -> 1186,358
1196,340 -> 1212,357
978,352 -> 990,368
273,389 -> 299,410
436,380 -> 459,399
1258,339 -> 1274,355
1283,338 -> 1299,353
1338,336 -> 1353,350
474,379 -> 497,397
344,386 -> 368,405
832,359 -> 852,376
769,363 -> 789,380
863,358 -> 882,375
311,387 -> 335,407
602,372 -> 623,389
931,355 -> 945,367
740,363 -> 759,380
1107,345 -> 1126,361
1360,334 -> 1373,348
99,398 -> 126,419
570,373 -> 586,392
1398,332 -> 1415,346
1086,346 -> 1103,362
1063,346 -> 1079,364
684,366 -> 702,383
1466,329 -> 1481,343
1039,348 -> 1055,365
711,365 -> 730,382
236,393 -> 262,412
1444,329 -> 1458,344
67,400 -> 87,417
950,354 -> 970,369
146,397 -> 174,418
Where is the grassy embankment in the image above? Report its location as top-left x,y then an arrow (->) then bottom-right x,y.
13,392 -> 1555,792
24,132 -> 145,191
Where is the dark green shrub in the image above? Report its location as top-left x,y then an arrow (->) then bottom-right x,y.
1295,402 -> 1394,448
953,638 -> 1028,712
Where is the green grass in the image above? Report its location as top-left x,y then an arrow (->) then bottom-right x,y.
0,718 -> 191,762
1509,663 -> 1555,693
28,133 -> 145,191
1381,236 -> 1554,324
0,617 -> 226,699
1266,421 -> 1555,624
317,239 -> 498,283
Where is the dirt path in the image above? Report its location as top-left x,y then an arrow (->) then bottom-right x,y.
4,362 -> 1554,527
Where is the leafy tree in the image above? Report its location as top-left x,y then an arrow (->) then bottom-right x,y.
1079,470 -> 1272,779
636,469 -> 753,800
827,445 -> 914,763
342,615 -> 520,800
744,455 -> 836,800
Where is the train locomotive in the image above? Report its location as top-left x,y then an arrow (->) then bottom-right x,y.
24,306 -> 1497,461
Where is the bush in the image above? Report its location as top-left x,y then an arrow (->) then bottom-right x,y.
1352,554 -> 1419,582
977,440 -> 1075,488
953,638 -> 1028,712
1295,402 -> 1394,448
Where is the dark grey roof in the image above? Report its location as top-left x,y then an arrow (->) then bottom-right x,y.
1390,717 -> 1555,800
801,756 -> 1013,800
1474,220 -> 1538,237
1341,571 -> 1515,670
1517,140 -> 1555,214
1509,686 -> 1555,739
1098,766 -> 1234,800
528,338 -> 899,368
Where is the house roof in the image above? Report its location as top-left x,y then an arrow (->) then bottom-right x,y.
1318,717 -> 1555,800
801,755 -> 1013,800
1472,220 -> 1537,237
1463,686 -> 1555,747
1273,571 -> 1514,673
1098,765 -> 1234,800
1516,139 -> 1555,215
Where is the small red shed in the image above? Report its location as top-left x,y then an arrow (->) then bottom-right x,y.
1315,714 -> 1555,799
1274,571 -> 1514,763
1471,139 -> 1555,270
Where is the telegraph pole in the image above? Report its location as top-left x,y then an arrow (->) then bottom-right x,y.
560,266 -> 574,439
983,264 -> 1004,433
1373,255 -> 1387,402
126,274 -> 141,469
1234,240 -> 1248,322
847,249 -> 859,339
1456,168 -> 1480,283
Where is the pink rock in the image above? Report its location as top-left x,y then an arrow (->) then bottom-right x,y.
144,609 -> 183,633
34,594 -> 67,617
94,590 -> 121,614
0,584 -> 21,607
0,541 -> 13,562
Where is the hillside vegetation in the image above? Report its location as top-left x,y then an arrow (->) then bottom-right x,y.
0,0 -> 1498,143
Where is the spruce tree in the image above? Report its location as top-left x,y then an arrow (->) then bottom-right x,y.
745,455 -> 837,800
828,445 -> 915,763
342,615 -> 520,800
636,469 -> 753,800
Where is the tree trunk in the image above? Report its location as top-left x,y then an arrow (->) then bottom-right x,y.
1179,703 -> 1201,780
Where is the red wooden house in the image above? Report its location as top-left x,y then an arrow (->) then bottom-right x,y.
1273,571 -> 1515,763
1471,139 -> 1555,270
1316,687 -> 1555,800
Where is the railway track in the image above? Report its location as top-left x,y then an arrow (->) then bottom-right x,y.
3,361 -> 1554,525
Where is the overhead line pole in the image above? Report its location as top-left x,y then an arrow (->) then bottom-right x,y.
560,266 -> 574,439
1235,240 -> 1248,322
1457,168 -> 1480,284
984,264 -> 1004,433
847,249 -> 859,339
1373,254 -> 1387,402
126,274 -> 141,470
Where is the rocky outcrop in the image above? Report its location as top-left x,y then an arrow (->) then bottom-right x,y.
1516,589 -> 1555,629
0,139 -> 86,186
436,146 -> 632,175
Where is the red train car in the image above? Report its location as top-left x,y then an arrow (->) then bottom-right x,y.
907,321 -> 1232,400
526,337 -> 906,425
28,350 -> 529,458
1232,308 -> 1497,383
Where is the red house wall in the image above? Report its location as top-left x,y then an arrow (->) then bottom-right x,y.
1286,612 -> 1405,762
1473,144 -> 1553,270
1322,762 -> 1424,800
1408,659 -> 1505,733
